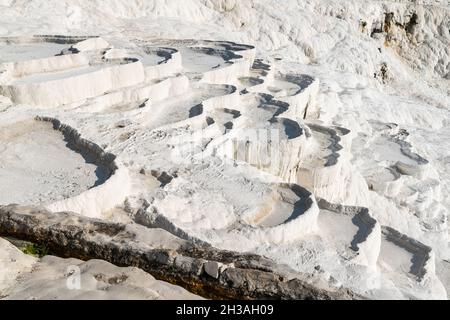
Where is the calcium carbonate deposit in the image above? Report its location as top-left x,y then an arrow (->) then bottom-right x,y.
0,0 -> 449,300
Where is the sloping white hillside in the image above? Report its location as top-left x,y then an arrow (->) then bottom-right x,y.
0,0 -> 449,299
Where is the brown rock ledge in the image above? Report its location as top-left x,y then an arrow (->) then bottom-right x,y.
0,204 -> 363,300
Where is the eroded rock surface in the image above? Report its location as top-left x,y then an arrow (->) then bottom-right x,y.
0,205 -> 361,300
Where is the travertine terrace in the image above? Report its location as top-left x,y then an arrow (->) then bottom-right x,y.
0,0 -> 449,300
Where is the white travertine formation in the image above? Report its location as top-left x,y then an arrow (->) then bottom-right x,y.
0,0 -> 449,299
71,37 -> 110,52
0,238 -> 36,295
47,165 -> 131,218
0,238 -> 200,299
1,53 -> 89,78
1,60 -> 145,107
144,49 -> 183,81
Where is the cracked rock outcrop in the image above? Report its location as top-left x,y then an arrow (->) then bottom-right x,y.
0,205 -> 362,300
